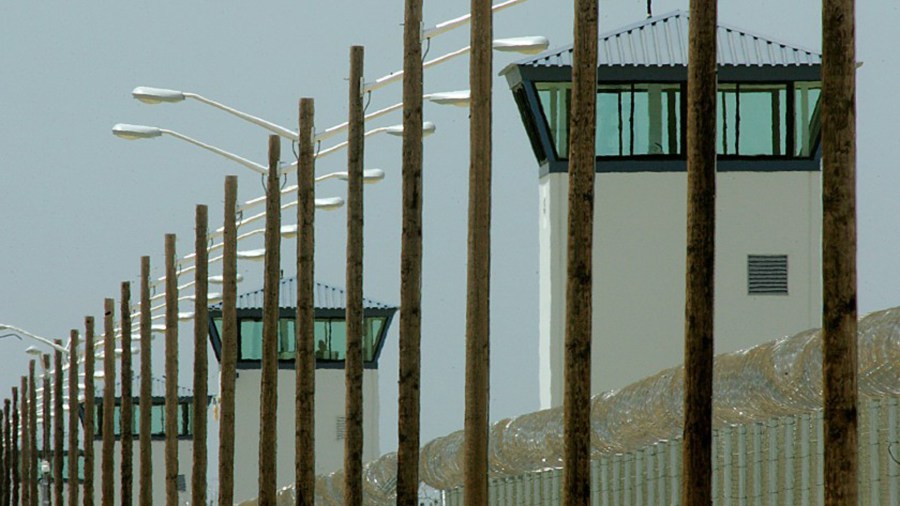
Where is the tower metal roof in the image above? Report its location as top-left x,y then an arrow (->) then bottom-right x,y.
509,10 -> 821,70
214,277 -> 397,312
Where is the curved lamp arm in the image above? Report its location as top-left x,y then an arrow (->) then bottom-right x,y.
0,324 -> 68,354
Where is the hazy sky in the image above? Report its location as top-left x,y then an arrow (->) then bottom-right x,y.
1,0 -> 897,456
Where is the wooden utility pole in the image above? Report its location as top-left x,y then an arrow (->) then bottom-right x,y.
52,340 -> 63,506
192,205 -> 209,506
83,316 -> 96,506
398,1 -> 423,504
218,176 -> 239,506
564,1 -> 598,505
19,378 -> 28,506
295,99 -> 316,506
11,387 -> 18,506
101,299 -> 115,506
682,1 -> 717,504
28,361 -> 37,506
120,283 -> 134,506
258,135 -> 281,505
40,354 -> 49,506
139,257 -> 153,506
822,0 -> 858,503
164,234 -> 178,506
1,399 -> 5,506
465,0 -> 493,504
67,330 -> 79,506
345,45 -> 366,506
3,398 -> 9,506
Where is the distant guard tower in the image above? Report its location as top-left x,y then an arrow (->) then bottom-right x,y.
502,11 -> 823,408
208,278 -> 396,503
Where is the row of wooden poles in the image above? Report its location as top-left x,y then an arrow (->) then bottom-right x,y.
0,0 -> 859,505
562,0 -> 859,505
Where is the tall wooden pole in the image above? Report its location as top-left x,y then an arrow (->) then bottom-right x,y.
40,354 -> 49,506
19,378 -> 28,506
164,234 -> 178,506
1,399 -> 5,506
52,341 -> 63,506
258,135 -> 281,505
218,177 -> 238,506
192,205 -> 209,506
11,387 -> 18,506
120,283 -> 134,506
398,1 -> 423,504
67,330 -> 79,506
564,1 -> 597,505
83,317 -> 95,506
822,0 -> 858,503
464,0 -> 492,504
101,299 -> 115,506
3,398 -> 9,506
344,44 -> 366,506
28,361 -> 37,506
682,1 -> 717,504
295,99 -> 316,506
19,377 -> 28,506
139,257 -> 153,506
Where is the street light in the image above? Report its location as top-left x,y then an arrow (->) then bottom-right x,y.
131,87 -> 297,140
131,87 -> 464,142
112,124 -> 267,175
364,37 -> 550,92
0,324 -> 68,354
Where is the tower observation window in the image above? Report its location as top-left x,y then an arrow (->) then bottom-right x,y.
234,316 -> 387,362
534,80 -> 820,161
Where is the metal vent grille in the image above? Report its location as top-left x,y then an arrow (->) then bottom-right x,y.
336,416 -> 346,440
748,255 -> 788,295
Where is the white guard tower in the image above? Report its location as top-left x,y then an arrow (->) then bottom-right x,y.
502,11 -> 824,409
208,278 -> 396,503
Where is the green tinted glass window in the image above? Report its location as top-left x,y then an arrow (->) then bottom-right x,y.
536,83 -> 571,158
240,319 -> 263,360
794,81 -> 821,157
718,84 -> 788,155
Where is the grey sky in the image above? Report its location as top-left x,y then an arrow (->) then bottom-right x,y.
1,0 -> 897,455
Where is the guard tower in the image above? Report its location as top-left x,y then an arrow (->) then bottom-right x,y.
502,11 -> 823,408
208,278 -> 396,503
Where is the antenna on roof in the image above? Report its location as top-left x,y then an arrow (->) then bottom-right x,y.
647,0 -> 653,18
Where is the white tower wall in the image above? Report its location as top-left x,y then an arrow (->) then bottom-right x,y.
539,170 -> 822,408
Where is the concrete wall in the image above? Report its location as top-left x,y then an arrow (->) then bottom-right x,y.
539,170 -> 822,408
227,368 -> 380,504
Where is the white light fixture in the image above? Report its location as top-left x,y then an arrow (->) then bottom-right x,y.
131,87 -> 297,140
425,90 -> 471,107
384,121 -> 437,137
208,273 -> 244,284
112,124 -> 267,175
131,86 -> 185,104
492,36 -> 550,54
0,324 -> 69,354
236,249 -> 265,261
